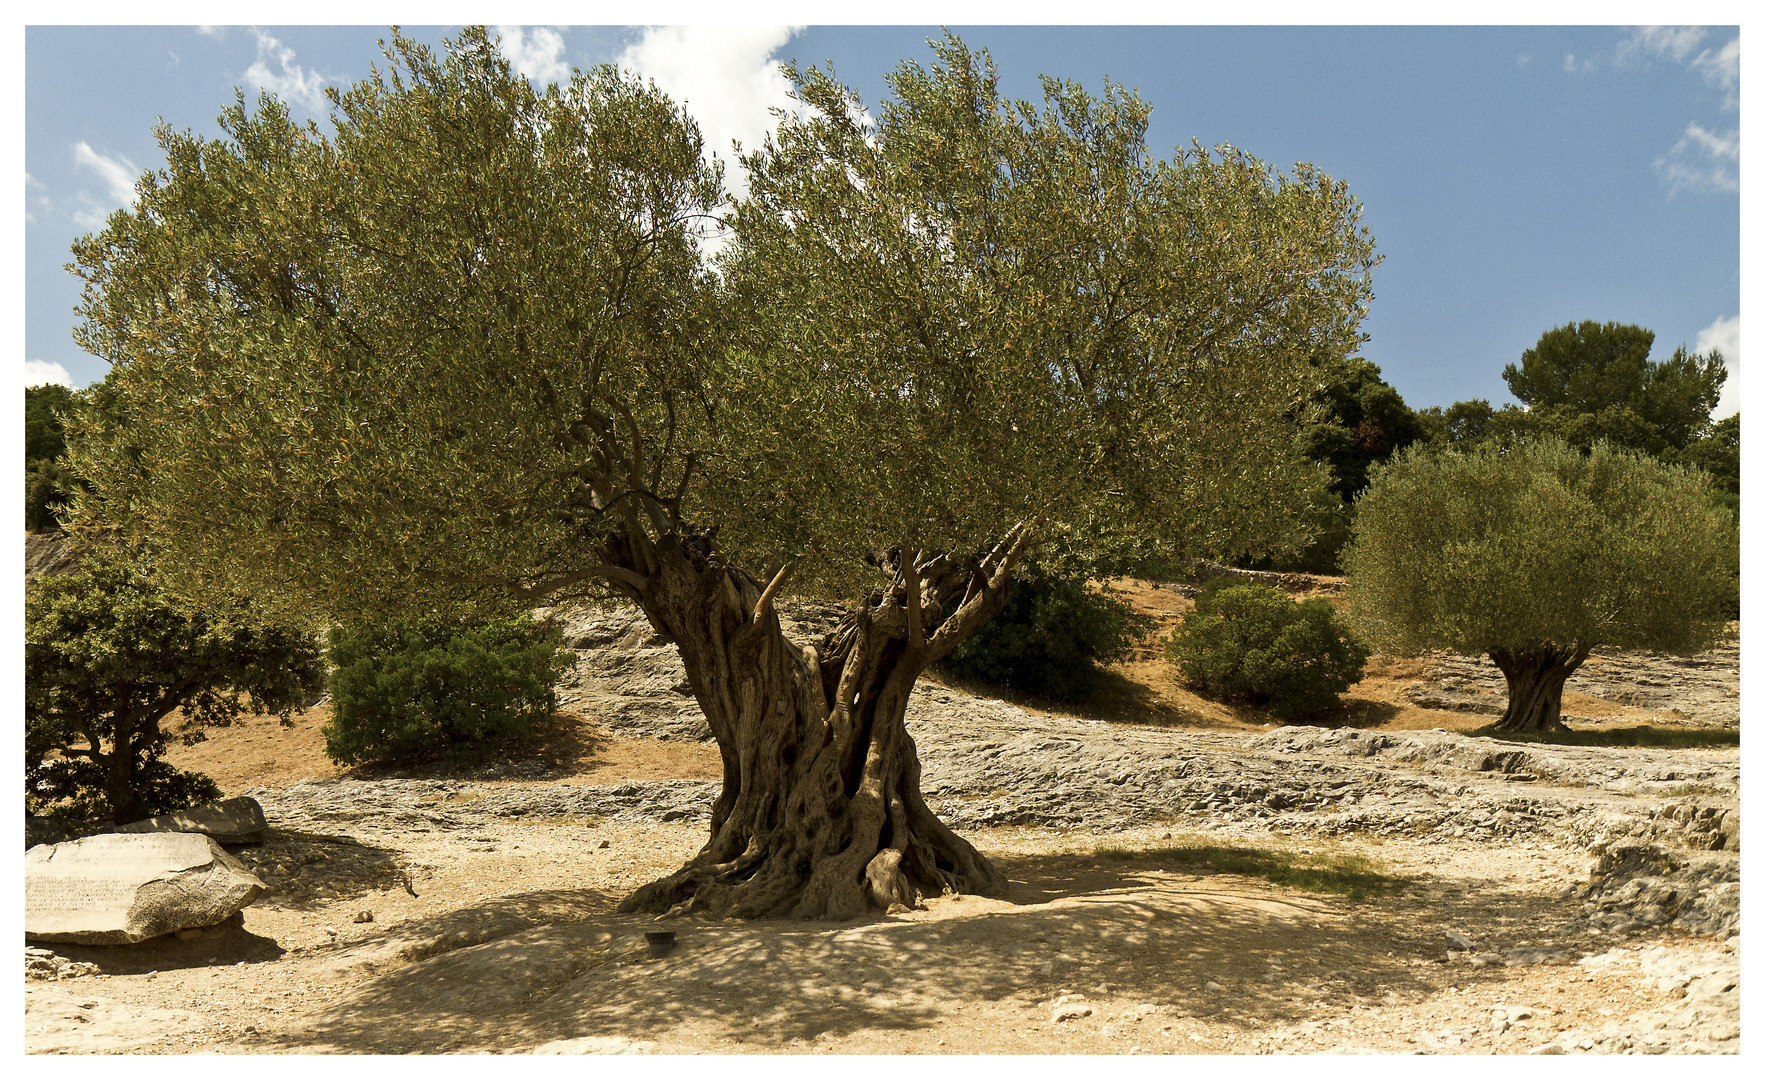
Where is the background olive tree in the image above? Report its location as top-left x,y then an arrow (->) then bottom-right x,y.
1343,439 -> 1736,733
67,29 -> 1376,919
25,383 -> 83,531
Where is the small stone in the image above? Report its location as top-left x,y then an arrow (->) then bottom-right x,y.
598,840 -> 611,849
1051,1003 -> 1093,1022
352,910 -> 374,924
1203,981 -> 1225,992
1528,1043 -> 1566,1055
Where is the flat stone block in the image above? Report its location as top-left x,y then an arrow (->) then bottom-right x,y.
110,796 -> 269,845
26,832 -> 266,945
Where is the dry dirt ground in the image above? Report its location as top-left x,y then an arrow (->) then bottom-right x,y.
23,574 -> 1743,1056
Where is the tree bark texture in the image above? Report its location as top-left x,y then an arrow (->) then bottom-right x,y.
609,528 -> 1031,920
1487,646 -> 1590,733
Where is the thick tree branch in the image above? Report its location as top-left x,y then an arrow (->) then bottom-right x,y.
735,560 -> 795,649
753,561 -> 792,623
649,391 -> 677,494
905,549 -> 926,650
925,523 -> 1035,660
510,564 -> 651,598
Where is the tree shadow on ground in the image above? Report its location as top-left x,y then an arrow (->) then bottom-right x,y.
1304,697 -> 1405,730
334,710 -> 612,783
265,848 -> 1591,1054
244,829 -> 411,914
1469,724 -> 1740,749
44,910 -> 285,974
1031,668 -> 1270,732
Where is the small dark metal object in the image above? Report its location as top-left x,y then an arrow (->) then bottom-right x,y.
644,930 -> 676,958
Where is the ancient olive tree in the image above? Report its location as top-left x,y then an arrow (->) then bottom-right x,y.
1343,439 -> 1736,733
25,549 -> 324,823
67,30 -> 1376,918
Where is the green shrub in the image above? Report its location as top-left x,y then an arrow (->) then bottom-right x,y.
26,548 -> 323,823
1164,579 -> 1368,720
323,614 -> 572,767
940,570 -> 1153,701
30,757 -> 222,823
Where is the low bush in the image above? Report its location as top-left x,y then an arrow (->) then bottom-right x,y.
1164,579 -> 1367,720
940,570 -> 1154,702
26,549 -> 323,823
323,614 -> 572,767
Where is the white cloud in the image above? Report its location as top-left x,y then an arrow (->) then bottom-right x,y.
70,194 -> 112,231
1620,25 -> 1739,108
1619,26 -> 1708,64
496,25 -> 570,87
244,28 -> 329,114
197,26 -> 226,41
25,172 -> 50,225
25,360 -> 76,389
1656,122 -> 1739,194
1695,315 -> 1740,418
1563,53 -> 1594,73
617,25 -> 804,201
1690,36 -> 1740,107
72,142 -> 140,207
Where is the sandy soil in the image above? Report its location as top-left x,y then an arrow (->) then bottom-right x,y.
24,809 -> 1724,1056
24,574 -> 1741,1055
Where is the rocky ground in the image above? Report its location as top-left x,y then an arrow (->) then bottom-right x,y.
22,580 -> 1742,1055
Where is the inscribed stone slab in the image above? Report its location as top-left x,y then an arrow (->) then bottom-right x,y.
25,832 -> 266,944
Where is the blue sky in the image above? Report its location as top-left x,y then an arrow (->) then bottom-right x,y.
21,19 -> 1744,419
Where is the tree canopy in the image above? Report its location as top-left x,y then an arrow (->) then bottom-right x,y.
25,384 -> 84,531
65,28 -> 1380,918
67,29 -> 1375,617
26,384 -> 81,464
1297,355 -> 1423,504
1502,320 -> 1727,457
1343,438 -> 1736,731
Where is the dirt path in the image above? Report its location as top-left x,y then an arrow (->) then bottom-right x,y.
24,593 -> 1741,1055
24,817 -> 1737,1055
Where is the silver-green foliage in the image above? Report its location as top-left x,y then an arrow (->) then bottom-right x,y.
1164,579 -> 1368,720
64,29 -> 1376,620
1343,439 -> 1736,660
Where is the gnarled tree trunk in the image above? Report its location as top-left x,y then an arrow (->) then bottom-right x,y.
611,527 -> 1030,920
1488,645 -> 1590,733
